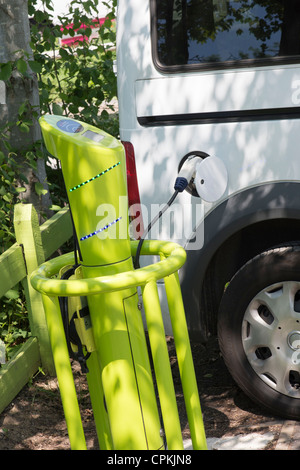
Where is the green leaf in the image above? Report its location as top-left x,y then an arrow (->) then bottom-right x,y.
18,122 -> 30,133
35,182 -> 48,196
52,103 -> 64,115
18,101 -> 28,116
28,60 -> 42,74
0,63 -> 12,81
4,289 -> 20,300
19,173 -> 29,184
58,48 -> 69,60
49,204 -> 62,211
3,194 -> 13,203
35,11 -> 46,23
16,59 -> 27,74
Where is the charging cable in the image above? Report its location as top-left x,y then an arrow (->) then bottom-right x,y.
134,190 -> 179,269
134,154 -> 201,269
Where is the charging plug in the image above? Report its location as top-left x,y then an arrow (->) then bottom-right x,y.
174,155 -> 202,192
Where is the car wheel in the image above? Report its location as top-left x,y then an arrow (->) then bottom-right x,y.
218,244 -> 300,419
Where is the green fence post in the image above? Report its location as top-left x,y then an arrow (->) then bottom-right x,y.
14,203 -> 55,375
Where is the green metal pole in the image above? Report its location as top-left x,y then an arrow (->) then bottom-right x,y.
163,270 -> 207,450
41,295 -> 87,450
142,279 -> 184,450
86,352 -> 113,450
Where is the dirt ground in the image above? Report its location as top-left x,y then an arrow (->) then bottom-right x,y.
0,335 -> 285,450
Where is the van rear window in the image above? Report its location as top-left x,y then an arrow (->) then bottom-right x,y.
151,0 -> 300,70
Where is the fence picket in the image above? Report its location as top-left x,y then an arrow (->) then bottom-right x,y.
0,204 -> 73,414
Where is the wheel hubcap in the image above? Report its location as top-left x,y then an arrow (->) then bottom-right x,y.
287,331 -> 300,351
242,281 -> 300,398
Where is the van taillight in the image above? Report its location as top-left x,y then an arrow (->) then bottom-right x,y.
122,141 -> 144,240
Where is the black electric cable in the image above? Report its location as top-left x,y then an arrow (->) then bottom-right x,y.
134,190 -> 179,269
58,266 -> 91,373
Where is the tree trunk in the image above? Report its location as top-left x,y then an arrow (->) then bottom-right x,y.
0,0 -> 51,214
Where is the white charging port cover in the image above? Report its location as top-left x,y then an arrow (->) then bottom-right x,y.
195,156 -> 228,202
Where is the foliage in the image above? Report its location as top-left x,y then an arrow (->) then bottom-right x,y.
0,0 -> 118,357
29,0 -> 118,137
0,96 -> 42,253
0,287 -> 31,360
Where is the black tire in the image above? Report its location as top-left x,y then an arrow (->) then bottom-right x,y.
218,244 -> 300,420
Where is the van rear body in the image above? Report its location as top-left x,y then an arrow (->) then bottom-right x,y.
117,0 -> 300,420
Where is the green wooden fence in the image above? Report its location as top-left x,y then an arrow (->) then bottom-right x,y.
0,203 -> 73,414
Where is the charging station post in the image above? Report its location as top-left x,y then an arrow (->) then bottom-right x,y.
31,115 -> 207,450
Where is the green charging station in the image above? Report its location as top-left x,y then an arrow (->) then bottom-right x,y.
30,115 -> 207,450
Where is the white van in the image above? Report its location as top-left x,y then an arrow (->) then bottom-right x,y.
116,0 -> 300,419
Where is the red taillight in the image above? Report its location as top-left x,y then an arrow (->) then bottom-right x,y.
122,141 -> 144,239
